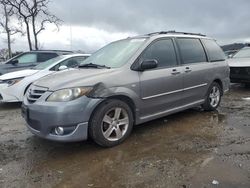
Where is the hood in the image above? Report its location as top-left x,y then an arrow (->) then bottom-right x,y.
227,58 -> 250,67
34,68 -> 120,91
0,69 -> 39,80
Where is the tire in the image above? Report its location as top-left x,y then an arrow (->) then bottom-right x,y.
89,99 -> 134,147
202,82 -> 222,111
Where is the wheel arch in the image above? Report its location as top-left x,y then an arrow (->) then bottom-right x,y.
89,94 -> 137,125
212,79 -> 223,95
24,83 -> 32,95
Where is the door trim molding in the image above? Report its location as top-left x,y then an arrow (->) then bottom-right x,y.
142,83 -> 207,100
140,99 -> 205,120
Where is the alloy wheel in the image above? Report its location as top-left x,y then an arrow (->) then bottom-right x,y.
101,107 -> 129,141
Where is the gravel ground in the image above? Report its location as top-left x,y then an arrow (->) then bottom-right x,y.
0,84 -> 249,188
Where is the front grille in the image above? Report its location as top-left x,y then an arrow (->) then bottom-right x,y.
230,67 -> 250,76
27,85 -> 48,103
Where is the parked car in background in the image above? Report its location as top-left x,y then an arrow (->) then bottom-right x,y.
22,31 -> 229,147
224,50 -> 238,58
0,50 -> 73,75
0,54 -> 90,102
228,47 -> 250,85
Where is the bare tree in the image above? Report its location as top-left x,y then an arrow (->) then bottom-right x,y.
6,0 -> 33,50
29,0 -> 61,50
6,0 -> 61,50
0,0 -> 22,58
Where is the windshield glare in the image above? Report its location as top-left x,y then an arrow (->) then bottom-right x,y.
80,38 -> 147,68
233,48 -> 250,58
33,56 -> 65,70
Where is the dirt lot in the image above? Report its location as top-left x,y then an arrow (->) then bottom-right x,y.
0,84 -> 249,188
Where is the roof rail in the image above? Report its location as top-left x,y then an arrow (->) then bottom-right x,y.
147,31 -> 206,37
30,50 -> 73,53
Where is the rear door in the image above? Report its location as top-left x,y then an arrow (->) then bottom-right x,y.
139,38 -> 183,118
176,38 -> 210,104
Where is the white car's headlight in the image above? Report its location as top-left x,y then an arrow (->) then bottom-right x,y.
5,77 -> 24,87
47,87 -> 92,102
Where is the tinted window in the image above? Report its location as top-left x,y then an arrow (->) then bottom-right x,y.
177,38 -> 207,64
142,39 -> 177,68
16,53 -> 37,64
202,39 -> 225,61
37,53 -> 58,62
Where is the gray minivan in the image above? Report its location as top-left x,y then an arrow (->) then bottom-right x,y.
22,31 -> 230,147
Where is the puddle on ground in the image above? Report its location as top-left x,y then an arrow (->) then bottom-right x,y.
0,84 -> 249,188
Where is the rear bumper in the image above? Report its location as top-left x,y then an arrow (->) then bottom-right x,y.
222,77 -> 230,94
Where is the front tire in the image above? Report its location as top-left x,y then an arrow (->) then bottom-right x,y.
202,82 -> 222,111
89,99 -> 134,147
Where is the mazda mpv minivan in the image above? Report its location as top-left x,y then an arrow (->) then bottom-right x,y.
22,31 -> 230,147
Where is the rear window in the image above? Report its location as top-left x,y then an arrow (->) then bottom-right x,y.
177,38 -> 207,64
37,53 -> 58,62
202,39 -> 225,62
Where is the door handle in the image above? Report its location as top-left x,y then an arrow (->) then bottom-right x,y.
185,67 -> 192,73
171,69 -> 181,75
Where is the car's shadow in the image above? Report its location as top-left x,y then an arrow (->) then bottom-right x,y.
0,102 -> 22,110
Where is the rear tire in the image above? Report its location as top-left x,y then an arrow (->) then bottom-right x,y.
89,99 -> 134,147
202,82 -> 222,111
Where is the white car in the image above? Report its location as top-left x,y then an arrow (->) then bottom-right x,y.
0,54 -> 90,102
228,47 -> 250,85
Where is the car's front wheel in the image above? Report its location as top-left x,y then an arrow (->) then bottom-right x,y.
89,99 -> 134,147
202,82 -> 222,111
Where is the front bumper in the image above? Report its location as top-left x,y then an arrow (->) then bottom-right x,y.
22,95 -> 103,142
0,84 -> 20,102
230,74 -> 250,83
230,67 -> 250,83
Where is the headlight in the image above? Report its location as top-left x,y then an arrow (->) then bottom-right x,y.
5,77 -> 24,87
47,87 -> 92,102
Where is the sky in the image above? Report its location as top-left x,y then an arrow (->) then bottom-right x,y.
1,0 -> 250,53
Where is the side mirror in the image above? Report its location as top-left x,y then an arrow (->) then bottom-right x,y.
58,65 -> 68,71
140,60 -> 158,71
10,59 -> 18,65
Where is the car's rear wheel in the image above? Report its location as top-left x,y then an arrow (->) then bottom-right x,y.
202,82 -> 222,111
89,99 -> 133,147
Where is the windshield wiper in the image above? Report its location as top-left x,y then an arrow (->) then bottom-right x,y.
78,63 -> 111,69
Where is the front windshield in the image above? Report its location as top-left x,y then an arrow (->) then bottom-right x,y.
233,48 -> 250,58
33,56 -> 65,70
80,38 -> 147,68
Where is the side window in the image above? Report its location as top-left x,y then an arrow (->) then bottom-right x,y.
16,53 -> 37,64
37,53 -> 58,62
202,39 -> 225,62
177,38 -> 207,64
142,39 -> 178,68
53,57 -> 86,71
